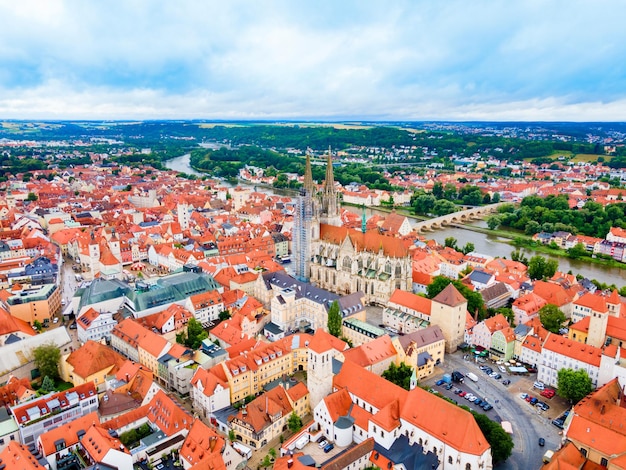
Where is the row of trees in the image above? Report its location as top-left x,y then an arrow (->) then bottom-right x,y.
489,195 -> 626,238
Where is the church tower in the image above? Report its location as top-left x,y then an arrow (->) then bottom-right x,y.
177,202 -> 190,231
109,228 -> 121,262
320,147 -> 341,227
307,333 -> 334,409
587,310 -> 609,348
294,154 -> 318,281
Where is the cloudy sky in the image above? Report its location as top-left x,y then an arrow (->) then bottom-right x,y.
1,0 -> 625,121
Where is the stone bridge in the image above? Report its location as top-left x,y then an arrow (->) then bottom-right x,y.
413,203 -> 504,233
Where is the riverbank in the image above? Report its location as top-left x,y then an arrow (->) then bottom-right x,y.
454,224 -> 626,274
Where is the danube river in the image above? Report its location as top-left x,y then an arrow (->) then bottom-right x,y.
165,153 -> 626,287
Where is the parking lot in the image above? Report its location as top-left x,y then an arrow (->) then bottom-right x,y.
424,356 -> 570,421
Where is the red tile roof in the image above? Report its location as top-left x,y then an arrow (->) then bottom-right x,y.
432,284 -> 466,307
543,333 -> 602,366
179,419 -> 226,470
319,224 -> 409,258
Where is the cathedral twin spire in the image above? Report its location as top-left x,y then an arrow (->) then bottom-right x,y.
303,147 -> 340,225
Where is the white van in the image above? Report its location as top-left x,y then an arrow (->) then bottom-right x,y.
466,372 -> 479,382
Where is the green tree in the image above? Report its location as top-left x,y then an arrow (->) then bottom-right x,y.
444,237 -> 458,251
382,362 -> 414,390
185,318 -> 208,349
228,430 -> 236,442
473,412 -> 514,464
493,307 -> 515,326
510,250 -> 529,265
557,368 -> 593,404
27,192 -> 38,201
219,310 -> 231,321
461,242 -> 475,255
432,199 -> 458,216
528,255 -> 558,280
539,304 -> 567,333
33,320 -> 43,332
432,182 -> 443,199
486,215 -> 501,230
567,243 -> 588,260
40,375 -> 55,393
327,301 -> 342,337
33,343 -> 61,381
287,412 -> 303,432
492,192 -> 501,203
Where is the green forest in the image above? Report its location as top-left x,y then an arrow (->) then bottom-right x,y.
189,146 -> 395,190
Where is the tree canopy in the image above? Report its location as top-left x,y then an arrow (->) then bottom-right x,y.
33,343 -> 61,380
539,304 -> 567,333
177,318 -> 208,350
327,301 -> 342,337
557,368 -> 593,403
381,362 -> 414,390
527,255 -> 559,280
287,411 -> 303,432
472,412 -> 514,464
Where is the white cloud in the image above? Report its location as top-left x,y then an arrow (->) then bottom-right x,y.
0,0 -> 626,120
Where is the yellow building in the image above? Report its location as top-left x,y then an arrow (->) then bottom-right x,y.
60,340 -> 127,389
394,326 -> 446,380
222,336 -> 309,403
229,382 -> 309,449
4,283 -> 61,325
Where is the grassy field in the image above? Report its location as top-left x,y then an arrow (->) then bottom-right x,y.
570,153 -> 606,163
523,150 -> 608,164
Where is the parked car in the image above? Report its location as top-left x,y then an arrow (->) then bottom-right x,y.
318,439 -> 328,449
468,396 -> 477,402
53,317 -> 59,324
520,393 -> 528,400
498,365 -> 507,373
552,419 -> 564,429
533,381 -> 545,390
530,397 -> 539,405
502,379 -> 511,386
541,389 -> 556,399
436,379 -> 446,386
445,383 -> 454,390
483,368 -> 493,375
482,403 -> 493,411
459,391 -> 467,397
525,395 -> 534,402
323,443 -> 334,453
538,438 -> 545,447
454,389 -> 462,395
474,399 -> 483,406
537,403 -> 550,411
493,374 -> 502,380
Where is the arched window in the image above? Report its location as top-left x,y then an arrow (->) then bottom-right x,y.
343,257 -> 351,270
465,463 -> 472,470
385,261 -> 392,274
395,264 -> 402,276
448,457 -> 453,465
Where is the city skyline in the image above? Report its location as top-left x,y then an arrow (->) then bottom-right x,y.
1,1 -> 626,121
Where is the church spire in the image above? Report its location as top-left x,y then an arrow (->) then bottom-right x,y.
324,146 -> 335,192
303,153 -> 314,193
361,205 -> 367,233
